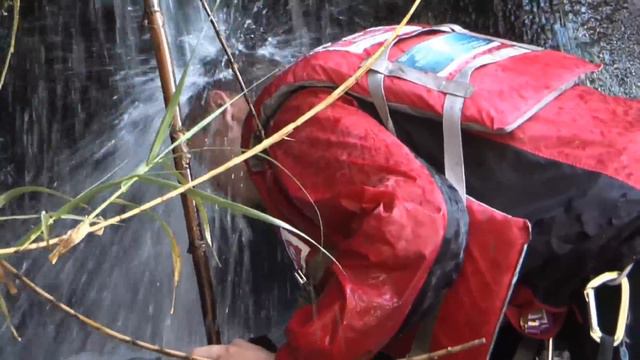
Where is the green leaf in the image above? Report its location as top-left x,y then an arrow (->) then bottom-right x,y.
147,27 -> 208,165
166,220 -> 182,315
40,211 -> 50,246
195,199 -> 219,266
2,177 -> 131,255
146,62 -> 191,165
0,214 -> 45,221
0,168 -> 141,254
136,175 -> 342,272
0,186 -> 74,209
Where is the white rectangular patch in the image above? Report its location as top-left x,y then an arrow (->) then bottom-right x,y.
280,229 -> 311,273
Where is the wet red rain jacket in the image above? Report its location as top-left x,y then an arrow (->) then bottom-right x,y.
240,24 -> 640,360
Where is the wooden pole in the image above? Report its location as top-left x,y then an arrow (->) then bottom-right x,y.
144,0 -> 220,345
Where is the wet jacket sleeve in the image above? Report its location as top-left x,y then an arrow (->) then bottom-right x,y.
264,88 -> 450,360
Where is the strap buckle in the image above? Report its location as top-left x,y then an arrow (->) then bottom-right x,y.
583,271 -> 630,346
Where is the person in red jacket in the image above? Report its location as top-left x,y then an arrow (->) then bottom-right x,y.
188,25 -> 640,360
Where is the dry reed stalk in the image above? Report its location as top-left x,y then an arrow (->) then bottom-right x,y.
0,260 -> 209,360
0,0 -> 19,89
403,338 -> 487,360
144,0 -> 220,344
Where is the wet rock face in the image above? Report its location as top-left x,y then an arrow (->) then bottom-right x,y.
417,0 -> 640,97
1,2 -> 14,189
0,1 -> 145,192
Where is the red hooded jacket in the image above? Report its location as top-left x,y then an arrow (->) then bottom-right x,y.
240,24 -> 640,360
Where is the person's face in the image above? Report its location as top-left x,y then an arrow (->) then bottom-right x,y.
188,90 -> 260,206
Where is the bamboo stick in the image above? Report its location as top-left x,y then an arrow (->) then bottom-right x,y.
144,0 -> 220,345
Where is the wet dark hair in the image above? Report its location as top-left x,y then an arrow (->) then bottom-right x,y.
183,53 -> 282,128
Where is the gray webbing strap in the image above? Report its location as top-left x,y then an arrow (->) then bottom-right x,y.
371,61 -> 474,97
366,24 -> 464,136
368,38 -> 400,136
442,93 -> 468,196
368,68 -> 397,135
442,46 -> 530,197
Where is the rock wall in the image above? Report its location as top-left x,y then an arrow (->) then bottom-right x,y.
417,0 -> 640,97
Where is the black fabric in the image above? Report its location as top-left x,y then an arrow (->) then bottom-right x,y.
492,323 -> 529,359
372,352 -> 395,360
354,100 -> 640,309
396,161 -> 470,334
512,338 -> 542,360
248,335 -> 279,353
598,335 -> 615,360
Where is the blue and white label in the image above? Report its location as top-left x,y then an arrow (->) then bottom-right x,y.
397,32 -> 499,76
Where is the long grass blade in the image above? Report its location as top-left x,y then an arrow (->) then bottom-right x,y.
0,178 -> 128,254
52,28 -> 209,263
0,292 -> 20,341
0,263 -> 17,295
146,59 -> 191,165
0,173 -> 165,255
147,26 -> 208,165
191,146 -> 325,248
8,179 -> 126,254
0,186 -> 74,208
136,175 -> 342,272
194,199 -> 219,266
6,178 -> 146,257
0,0 -> 19,90
83,160 -> 128,195
40,211 -> 50,247
166,219 -> 181,315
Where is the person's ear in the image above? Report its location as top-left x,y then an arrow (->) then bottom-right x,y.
207,90 -> 230,109
207,90 -> 233,125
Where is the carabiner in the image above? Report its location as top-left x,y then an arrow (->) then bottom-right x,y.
583,271 -> 630,346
